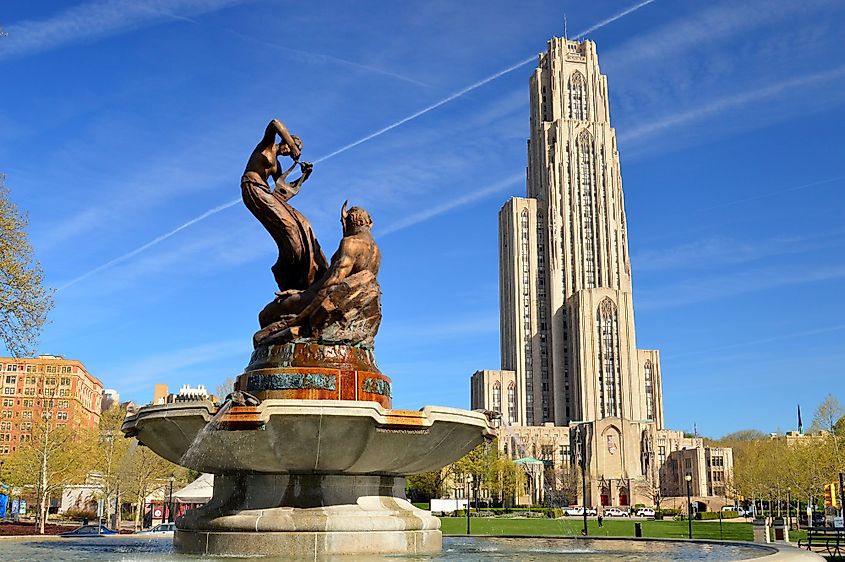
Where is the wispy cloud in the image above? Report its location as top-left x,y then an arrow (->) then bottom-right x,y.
697,175 -> 845,212
619,64 -> 845,144
638,264 -> 845,310
115,338 -> 245,392
53,1 -> 657,289
0,0 -> 247,61
633,228 -> 845,272
664,324 -> 845,360
226,30 -> 430,88
379,174 -> 523,236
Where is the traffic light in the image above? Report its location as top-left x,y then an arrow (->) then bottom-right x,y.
824,483 -> 837,507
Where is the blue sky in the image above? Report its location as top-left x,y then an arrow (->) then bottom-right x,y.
1,0 -> 843,438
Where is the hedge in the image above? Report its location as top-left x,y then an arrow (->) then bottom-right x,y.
697,511 -> 739,520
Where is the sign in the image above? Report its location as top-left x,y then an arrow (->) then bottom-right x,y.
153,507 -> 163,518
18,500 -> 26,515
835,516 -> 844,529
97,498 -> 104,517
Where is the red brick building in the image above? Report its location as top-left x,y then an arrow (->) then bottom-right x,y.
0,355 -> 103,457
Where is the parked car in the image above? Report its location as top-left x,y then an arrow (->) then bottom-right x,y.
635,508 -> 655,517
136,522 -> 176,535
563,507 -> 597,516
720,506 -> 746,517
605,508 -> 630,517
59,525 -> 118,537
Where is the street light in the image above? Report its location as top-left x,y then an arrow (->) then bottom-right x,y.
685,473 -> 693,539
167,474 -> 175,523
465,474 -> 472,535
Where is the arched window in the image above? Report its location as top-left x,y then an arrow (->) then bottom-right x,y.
492,382 -> 502,414
644,361 -> 654,421
578,130 -> 596,288
507,383 -> 517,422
596,298 -> 620,417
568,71 -> 588,120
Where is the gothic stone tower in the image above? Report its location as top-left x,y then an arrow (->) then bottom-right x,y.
498,37 -> 667,505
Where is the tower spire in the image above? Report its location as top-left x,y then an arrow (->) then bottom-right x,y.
563,14 -> 568,40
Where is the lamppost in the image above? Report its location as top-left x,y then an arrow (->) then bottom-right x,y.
575,424 -> 589,537
465,474 -> 472,535
167,474 -> 175,523
685,473 -> 693,539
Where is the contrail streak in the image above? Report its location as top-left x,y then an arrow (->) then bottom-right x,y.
574,0 -> 657,38
60,1 -> 657,290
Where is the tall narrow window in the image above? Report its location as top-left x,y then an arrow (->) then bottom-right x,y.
492,382 -> 502,416
568,71 -> 587,120
596,298 -> 620,417
644,361 -> 654,421
520,209 -> 534,425
578,130 -> 596,288
507,383 -> 516,422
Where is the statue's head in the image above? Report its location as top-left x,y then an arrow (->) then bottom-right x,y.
341,201 -> 373,235
277,135 -> 303,158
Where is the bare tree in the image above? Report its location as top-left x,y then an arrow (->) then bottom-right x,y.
544,464 -> 580,506
810,395 -> 845,434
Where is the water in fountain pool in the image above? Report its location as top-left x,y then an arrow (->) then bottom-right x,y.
3,535 -> 775,561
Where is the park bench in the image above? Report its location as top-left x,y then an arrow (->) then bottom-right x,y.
798,526 -> 845,558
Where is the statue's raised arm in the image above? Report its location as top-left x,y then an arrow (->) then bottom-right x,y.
241,119 -> 328,294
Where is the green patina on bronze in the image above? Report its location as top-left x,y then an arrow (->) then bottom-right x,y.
247,373 -> 337,392
362,377 -> 391,397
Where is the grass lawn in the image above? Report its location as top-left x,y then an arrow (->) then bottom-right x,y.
439,517 -> 809,543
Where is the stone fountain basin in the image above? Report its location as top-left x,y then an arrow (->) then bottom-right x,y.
121,399 -> 493,475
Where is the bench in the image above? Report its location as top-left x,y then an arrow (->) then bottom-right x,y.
798,527 -> 845,558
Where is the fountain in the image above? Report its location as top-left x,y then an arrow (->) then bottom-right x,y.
113,120 -> 823,562
121,119 -> 494,557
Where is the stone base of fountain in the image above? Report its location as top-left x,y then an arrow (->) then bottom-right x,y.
174,473 -> 440,556
121,398 -> 492,556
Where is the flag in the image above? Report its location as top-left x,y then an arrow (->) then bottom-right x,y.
798,404 -> 803,434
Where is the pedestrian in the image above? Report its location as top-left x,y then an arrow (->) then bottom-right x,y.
598,514 -> 604,528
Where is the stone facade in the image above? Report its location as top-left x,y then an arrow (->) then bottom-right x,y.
472,35 -> 733,509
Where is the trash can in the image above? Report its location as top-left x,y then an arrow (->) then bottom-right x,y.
634,522 -> 642,538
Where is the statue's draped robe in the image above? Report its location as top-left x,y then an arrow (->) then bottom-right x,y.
241,176 -> 328,292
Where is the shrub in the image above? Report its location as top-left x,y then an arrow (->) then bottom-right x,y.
63,508 -> 97,521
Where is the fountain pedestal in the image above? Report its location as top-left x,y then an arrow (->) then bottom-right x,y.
122,392 -> 492,557
175,473 -> 440,556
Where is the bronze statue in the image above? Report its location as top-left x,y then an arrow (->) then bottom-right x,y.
244,120 -> 381,349
241,119 -> 328,292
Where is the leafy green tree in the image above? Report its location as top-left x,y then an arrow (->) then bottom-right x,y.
118,442 -> 189,530
1,415 -> 98,533
98,406 -> 131,528
407,467 -> 452,502
0,174 -> 54,357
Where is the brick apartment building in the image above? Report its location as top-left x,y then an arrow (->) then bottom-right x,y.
0,355 -> 103,457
